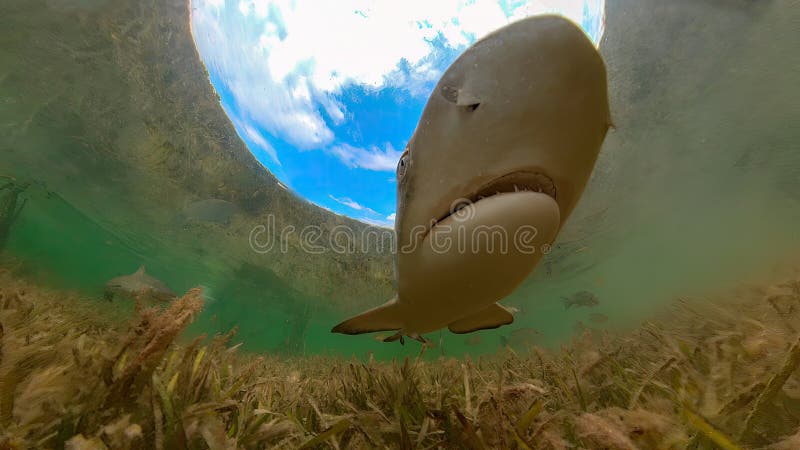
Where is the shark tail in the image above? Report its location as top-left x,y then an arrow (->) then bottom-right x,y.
331,298 -> 404,335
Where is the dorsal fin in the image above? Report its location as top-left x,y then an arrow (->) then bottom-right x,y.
135,265 -> 146,275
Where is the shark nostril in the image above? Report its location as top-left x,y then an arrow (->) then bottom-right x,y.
440,85 -> 481,111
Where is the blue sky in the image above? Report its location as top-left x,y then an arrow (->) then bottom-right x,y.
191,0 -> 605,227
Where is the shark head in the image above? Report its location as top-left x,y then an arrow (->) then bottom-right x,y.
395,15 -> 610,255
333,15 -> 610,340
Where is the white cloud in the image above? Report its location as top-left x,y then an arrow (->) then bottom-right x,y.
329,143 -> 403,172
329,194 -> 363,211
358,216 -> 394,229
385,61 -> 442,97
355,211 -> 396,228
291,77 -> 312,102
238,0 -> 270,17
191,2 -> 334,150
241,123 -> 280,165
318,95 -> 346,125
327,196 -> 397,228
508,0 -> 586,24
328,194 -> 380,216
192,0 -> 604,158
365,212 -> 396,228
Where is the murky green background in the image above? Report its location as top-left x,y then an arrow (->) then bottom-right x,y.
1,0 -> 798,360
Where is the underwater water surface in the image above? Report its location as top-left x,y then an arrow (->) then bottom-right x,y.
0,0 -> 798,365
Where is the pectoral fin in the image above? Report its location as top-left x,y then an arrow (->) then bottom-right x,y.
331,298 -> 404,335
448,303 -> 515,334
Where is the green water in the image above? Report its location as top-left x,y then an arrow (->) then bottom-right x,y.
1,0 -> 798,361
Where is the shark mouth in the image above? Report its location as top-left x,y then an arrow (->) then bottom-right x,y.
433,170 -> 557,226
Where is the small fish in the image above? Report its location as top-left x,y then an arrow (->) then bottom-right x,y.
105,265 -> 176,302
500,327 -> 541,348
588,312 -> 609,324
182,198 -> 238,224
562,290 -> 600,309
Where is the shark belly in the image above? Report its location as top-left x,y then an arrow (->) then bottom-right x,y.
399,191 -> 560,334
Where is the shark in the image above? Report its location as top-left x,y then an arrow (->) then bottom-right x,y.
332,15 -> 611,344
105,265 -> 177,303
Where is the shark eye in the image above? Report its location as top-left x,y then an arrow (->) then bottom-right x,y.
397,150 -> 409,179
